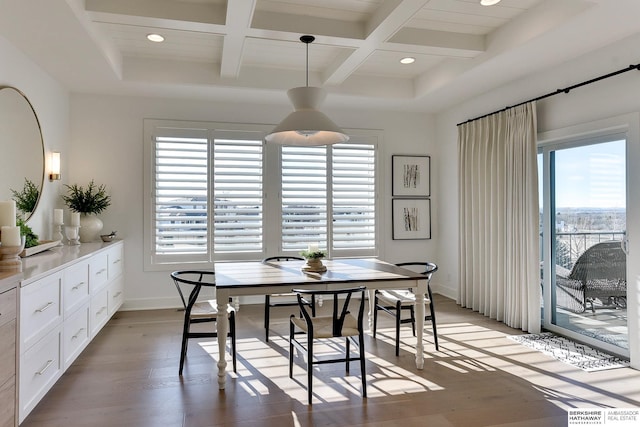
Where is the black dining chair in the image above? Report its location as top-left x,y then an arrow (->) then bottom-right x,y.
263,256 -> 315,342
171,270 -> 237,375
289,286 -> 367,404
372,262 -> 439,356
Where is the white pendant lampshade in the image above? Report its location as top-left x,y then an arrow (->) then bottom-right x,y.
266,35 -> 349,146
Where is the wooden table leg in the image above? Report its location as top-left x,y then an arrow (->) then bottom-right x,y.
414,278 -> 426,369
216,288 -> 230,389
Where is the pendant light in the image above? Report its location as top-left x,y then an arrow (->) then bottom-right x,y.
265,35 -> 349,146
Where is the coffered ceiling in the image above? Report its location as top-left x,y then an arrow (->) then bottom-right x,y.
2,0 -> 640,112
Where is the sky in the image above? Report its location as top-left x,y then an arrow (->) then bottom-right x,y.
539,139 -> 626,209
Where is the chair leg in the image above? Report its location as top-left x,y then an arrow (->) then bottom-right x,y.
409,305 -> 416,336
230,313 -> 237,373
395,301 -> 401,356
307,334 -> 314,405
372,295 -> 379,338
345,337 -> 351,374
289,317 -> 295,379
358,334 -> 367,398
179,313 -> 191,375
265,295 -> 271,342
429,303 -> 439,351
311,295 -> 316,317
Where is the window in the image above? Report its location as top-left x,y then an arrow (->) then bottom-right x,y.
144,120 -> 380,270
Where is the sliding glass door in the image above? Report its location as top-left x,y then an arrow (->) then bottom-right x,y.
539,134 -> 628,357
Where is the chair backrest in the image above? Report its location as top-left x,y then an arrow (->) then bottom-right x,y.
292,287 -> 366,337
568,241 -> 626,282
171,270 -> 215,309
395,262 -> 438,280
262,256 -> 304,263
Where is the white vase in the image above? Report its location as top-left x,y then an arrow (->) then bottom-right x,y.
79,214 -> 103,243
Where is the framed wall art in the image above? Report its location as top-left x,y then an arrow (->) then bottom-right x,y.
392,155 -> 430,197
392,198 -> 431,240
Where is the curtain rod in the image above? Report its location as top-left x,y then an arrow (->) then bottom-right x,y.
456,63 -> 640,126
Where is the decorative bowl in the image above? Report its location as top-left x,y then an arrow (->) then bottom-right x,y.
100,233 -> 116,242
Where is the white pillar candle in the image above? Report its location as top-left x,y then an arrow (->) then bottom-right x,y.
0,200 -> 16,227
70,212 -> 81,227
1,225 -> 21,246
54,209 -> 64,225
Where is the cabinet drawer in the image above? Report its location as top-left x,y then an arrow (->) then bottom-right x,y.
20,273 -> 62,351
0,319 -> 16,387
107,244 -> 123,280
90,288 -> 109,338
0,287 -> 17,329
108,276 -> 124,316
63,261 -> 90,317
89,252 -> 109,294
63,305 -> 90,369
20,329 -> 61,422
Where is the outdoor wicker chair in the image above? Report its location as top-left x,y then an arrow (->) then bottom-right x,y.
555,240 -> 626,313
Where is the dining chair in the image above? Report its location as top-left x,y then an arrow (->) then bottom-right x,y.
372,262 -> 439,356
171,270 -> 237,375
289,286 -> 367,404
263,256 -> 315,342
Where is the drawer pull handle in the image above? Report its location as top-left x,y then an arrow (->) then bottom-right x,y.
97,307 -> 107,315
35,302 -> 54,313
72,328 -> 86,339
72,281 -> 86,290
113,259 -> 121,264
36,360 -> 54,376
113,291 -> 122,298
96,268 -> 107,275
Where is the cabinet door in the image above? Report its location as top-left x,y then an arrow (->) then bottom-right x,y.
89,253 -> 109,294
108,276 -> 124,316
63,304 -> 90,369
63,260 -> 90,317
20,273 -> 62,350
19,328 -> 61,423
107,243 -> 123,280
90,288 -> 109,338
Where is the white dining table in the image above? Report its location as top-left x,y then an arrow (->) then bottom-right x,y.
213,257 -> 429,390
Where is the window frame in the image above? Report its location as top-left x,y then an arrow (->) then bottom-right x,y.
144,119 -> 382,271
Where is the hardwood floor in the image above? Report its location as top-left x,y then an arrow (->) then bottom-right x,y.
21,295 -> 640,427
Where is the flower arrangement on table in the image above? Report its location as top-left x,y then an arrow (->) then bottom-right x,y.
300,244 -> 327,272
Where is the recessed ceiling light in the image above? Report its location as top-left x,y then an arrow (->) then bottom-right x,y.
480,0 -> 501,5
400,57 -> 415,65
147,34 -> 165,43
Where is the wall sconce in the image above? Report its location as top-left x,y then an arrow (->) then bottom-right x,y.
49,151 -> 61,181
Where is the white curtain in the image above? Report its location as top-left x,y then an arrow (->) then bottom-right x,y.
458,102 -> 540,332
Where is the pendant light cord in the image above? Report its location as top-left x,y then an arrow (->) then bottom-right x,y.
300,35 -> 315,88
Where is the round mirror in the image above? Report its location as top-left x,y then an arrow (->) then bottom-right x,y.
0,86 -> 44,222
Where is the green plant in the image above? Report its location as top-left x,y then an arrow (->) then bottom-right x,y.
16,217 -> 39,248
62,180 -> 111,215
10,178 -> 40,214
299,249 -> 326,259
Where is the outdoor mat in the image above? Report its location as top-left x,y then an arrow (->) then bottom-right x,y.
508,332 -> 630,372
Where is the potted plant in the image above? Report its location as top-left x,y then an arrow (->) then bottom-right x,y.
299,246 -> 327,272
10,178 -> 40,217
62,180 -> 111,242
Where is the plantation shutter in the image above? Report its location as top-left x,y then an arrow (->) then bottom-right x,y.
332,143 -> 376,252
281,146 -> 328,251
153,130 -> 210,263
213,137 -> 263,254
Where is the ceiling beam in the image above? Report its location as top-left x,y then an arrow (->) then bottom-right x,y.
220,0 -> 257,78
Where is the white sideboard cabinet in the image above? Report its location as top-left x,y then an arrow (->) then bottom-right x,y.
17,240 -> 124,424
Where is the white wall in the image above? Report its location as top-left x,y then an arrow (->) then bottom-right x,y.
69,94 -> 437,309
0,34 -> 69,241
436,32 -> 640,367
